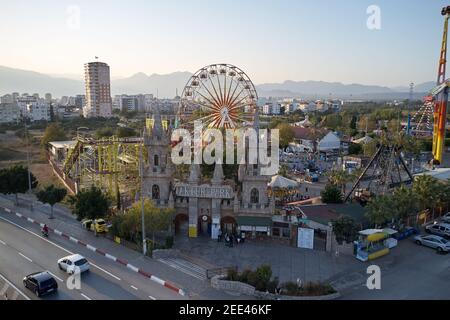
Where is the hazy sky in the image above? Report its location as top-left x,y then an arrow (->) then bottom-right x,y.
0,0 -> 447,86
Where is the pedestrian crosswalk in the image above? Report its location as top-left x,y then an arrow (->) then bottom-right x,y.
157,258 -> 207,281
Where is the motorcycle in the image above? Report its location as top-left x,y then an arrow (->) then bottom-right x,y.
41,229 -> 49,238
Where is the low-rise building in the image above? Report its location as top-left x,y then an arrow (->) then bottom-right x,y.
0,103 -> 20,123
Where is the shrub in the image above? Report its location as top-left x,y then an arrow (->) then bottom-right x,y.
227,268 -> 238,281
266,277 -> 279,294
165,236 -> 174,249
238,269 -> 253,283
281,281 -> 336,296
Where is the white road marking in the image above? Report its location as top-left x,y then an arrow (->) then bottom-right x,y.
130,285 -> 138,290
27,218 -> 34,223
90,263 -> 121,281
18,252 -> 32,263
149,295 -> 156,300
86,244 -> 96,252
0,239 -> 6,245
47,271 -> 63,283
80,293 -> 92,300
0,273 -> 31,300
0,216 -> 121,282
4,208 -> 11,213
54,230 -> 62,236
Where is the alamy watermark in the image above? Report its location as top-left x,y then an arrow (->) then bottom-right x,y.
366,265 -> 381,290
171,121 -> 279,175
66,5 -> 81,30
367,5 -> 381,30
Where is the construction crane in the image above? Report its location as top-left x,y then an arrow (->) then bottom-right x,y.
432,6 -> 450,165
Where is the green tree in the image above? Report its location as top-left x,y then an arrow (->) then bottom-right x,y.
412,175 -> 440,212
348,143 -> 363,155
365,195 -> 395,227
321,184 -> 343,204
0,165 -> 38,205
277,124 -> 295,149
69,185 -> 110,220
41,123 -> 67,148
126,199 -> 174,249
326,170 -> 353,194
331,216 -> 359,245
95,127 -> 115,139
391,185 -> 418,224
36,185 -> 67,219
350,115 -> 357,130
116,127 -> 136,138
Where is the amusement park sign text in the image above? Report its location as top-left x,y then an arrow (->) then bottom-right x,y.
175,184 -> 233,199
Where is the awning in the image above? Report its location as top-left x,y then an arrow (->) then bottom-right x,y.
236,216 -> 272,227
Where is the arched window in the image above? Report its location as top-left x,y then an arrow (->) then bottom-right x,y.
154,154 -> 159,166
250,188 -> 259,204
152,185 -> 160,200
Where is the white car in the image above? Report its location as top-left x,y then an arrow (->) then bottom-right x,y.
57,254 -> 90,274
414,234 -> 450,253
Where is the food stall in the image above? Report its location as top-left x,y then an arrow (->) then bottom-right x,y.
354,229 -> 398,262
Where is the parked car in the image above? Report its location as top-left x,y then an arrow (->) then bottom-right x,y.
414,234 -> 450,253
425,222 -> 450,238
81,218 -> 108,233
57,254 -> 90,274
441,212 -> 450,224
23,271 -> 58,297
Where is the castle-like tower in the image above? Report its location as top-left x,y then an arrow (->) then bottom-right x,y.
143,110 -> 174,208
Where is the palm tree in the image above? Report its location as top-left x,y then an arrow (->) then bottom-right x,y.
326,170 -> 353,195
391,185 -> 418,226
366,195 -> 395,228
412,175 -> 440,219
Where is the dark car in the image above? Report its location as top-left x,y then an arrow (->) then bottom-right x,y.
23,271 -> 58,297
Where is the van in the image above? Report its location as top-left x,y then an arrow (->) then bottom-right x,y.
425,222 -> 450,238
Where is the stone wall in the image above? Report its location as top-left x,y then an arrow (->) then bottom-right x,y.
211,275 -> 340,300
211,275 -> 255,296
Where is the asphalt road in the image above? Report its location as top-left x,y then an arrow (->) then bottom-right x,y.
340,240 -> 450,299
0,212 -> 184,300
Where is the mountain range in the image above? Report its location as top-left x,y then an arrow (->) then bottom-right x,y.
0,65 -> 435,100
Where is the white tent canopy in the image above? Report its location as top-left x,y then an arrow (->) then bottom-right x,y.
269,175 -> 299,189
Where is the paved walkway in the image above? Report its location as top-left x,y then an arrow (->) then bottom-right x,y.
174,234 -> 363,285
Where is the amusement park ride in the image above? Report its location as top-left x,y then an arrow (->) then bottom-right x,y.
345,6 -> 450,203
59,64 -> 259,203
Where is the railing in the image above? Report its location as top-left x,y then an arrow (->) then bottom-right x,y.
206,266 -> 238,279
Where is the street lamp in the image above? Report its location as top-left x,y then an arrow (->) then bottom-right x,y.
139,130 -> 147,255
23,107 -> 33,211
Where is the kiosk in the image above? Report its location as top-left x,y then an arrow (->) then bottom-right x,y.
354,229 -> 398,262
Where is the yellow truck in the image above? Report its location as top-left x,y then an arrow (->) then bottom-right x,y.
81,219 -> 108,233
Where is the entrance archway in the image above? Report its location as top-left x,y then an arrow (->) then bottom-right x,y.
220,216 -> 237,235
174,214 -> 189,236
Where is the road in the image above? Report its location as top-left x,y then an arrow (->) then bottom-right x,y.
0,211 -> 184,300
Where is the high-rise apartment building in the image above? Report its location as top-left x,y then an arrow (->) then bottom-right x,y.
83,61 -> 112,118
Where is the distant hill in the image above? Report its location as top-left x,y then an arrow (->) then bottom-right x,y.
112,71 -> 192,97
0,66 -> 83,97
0,65 -> 433,100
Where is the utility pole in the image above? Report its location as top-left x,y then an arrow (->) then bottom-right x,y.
24,110 -> 33,211
139,131 -> 147,255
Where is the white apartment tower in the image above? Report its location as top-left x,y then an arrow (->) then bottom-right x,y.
83,61 -> 112,118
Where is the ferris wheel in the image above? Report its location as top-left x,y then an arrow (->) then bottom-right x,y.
178,64 -> 258,129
